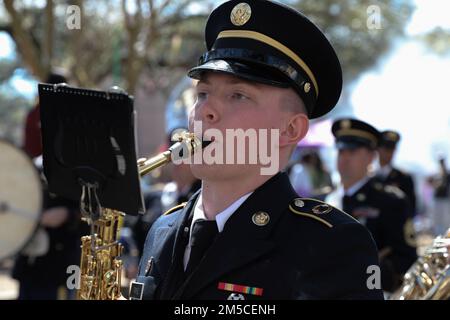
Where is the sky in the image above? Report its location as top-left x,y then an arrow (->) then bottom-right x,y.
1,0 -> 449,174
350,0 -> 450,174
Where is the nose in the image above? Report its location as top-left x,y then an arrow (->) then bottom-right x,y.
337,149 -> 351,162
197,96 -> 220,124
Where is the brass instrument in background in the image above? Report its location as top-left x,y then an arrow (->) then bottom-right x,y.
77,132 -> 202,299
390,228 -> 450,300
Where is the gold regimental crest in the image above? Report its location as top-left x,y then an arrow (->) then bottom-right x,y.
312,204 -> 332,215
231,3 -> 252,26
356,193 -> 366,202
252,211 -> 270,226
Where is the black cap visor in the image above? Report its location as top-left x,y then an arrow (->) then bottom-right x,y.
188,59 -> 291,88
336,137 -> 376,150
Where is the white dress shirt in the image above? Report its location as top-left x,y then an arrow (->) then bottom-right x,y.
325,176 -> 370,210
345,176 -> 370,197
377,165 -> 392,180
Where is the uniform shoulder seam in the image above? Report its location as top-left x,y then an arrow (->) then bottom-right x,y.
288,204 -> 333,228
162,202 -> 187,216
297,197 -> 360,224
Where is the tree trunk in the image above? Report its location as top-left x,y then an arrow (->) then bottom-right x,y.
4,0 -> 47,80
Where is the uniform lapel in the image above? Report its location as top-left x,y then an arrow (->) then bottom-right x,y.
343,179 -> 371,213
158,192 -> 199,299
173,172 -> 297,299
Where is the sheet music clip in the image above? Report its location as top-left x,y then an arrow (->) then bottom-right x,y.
39,84 -> 145,215
80,180 -> 102,222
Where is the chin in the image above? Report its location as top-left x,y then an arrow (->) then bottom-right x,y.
192,163 -> 264,182
190,163 -> 221,181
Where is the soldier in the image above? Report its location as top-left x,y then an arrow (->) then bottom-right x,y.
326,118 -> 417,293
131,0 -> 383,300
375,130 -> 417,217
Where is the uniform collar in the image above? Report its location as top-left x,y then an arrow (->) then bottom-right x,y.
174,171 -> 298,299
377,165 -> 392,179
191,191 -> 253,233
345,176 -> 370,197
183,191 -> 253,271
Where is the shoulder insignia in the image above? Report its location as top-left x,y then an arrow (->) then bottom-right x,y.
289,197 -> 360,228
162,202 -> 187,216
289,197 -> 336,228
384,185 -> 405,199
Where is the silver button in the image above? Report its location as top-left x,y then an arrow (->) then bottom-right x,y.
294,198 -> 305,207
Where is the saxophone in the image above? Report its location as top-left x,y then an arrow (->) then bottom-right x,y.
77,132 -> 202,299
390,228 -> 450,300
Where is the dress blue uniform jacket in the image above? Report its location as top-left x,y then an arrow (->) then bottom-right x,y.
342,178 -> 417,292
374,167 -> 417,216
134,172 -> 384,300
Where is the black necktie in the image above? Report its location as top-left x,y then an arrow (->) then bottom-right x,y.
185,219 -> 218,276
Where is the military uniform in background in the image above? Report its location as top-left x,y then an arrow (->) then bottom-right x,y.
375,130 -> 417,216
328,119 -> 417,293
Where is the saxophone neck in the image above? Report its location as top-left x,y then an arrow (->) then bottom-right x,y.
137,132 -> 202,177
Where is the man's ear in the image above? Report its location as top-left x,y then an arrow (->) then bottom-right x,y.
279,113 -> 309,147
368,149 -> 377,164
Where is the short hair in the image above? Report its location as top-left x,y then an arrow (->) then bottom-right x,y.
280,89 -> 308,115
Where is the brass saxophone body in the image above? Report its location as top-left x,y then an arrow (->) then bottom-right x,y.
77,132 -> 202,299
78,208 -> 124,300
391,228 -> 450,300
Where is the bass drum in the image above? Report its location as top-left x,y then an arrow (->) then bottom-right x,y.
0,139 -> 42,260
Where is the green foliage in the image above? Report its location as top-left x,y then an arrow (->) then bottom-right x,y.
0,0 -> 418,145
418,27 -> 450,56
293,0 -> 415,82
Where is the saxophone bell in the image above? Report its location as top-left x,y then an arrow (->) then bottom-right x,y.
390,228 -> 450,300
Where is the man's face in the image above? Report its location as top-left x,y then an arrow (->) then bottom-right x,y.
378,146 -> 395,166
337,147 -> 375,184
188,72 -> 299,181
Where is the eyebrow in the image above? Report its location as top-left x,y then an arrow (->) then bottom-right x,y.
198,75 -> 262,88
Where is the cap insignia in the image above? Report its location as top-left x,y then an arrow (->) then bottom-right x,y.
341,120 -> 351,129
303,82 -> 311,93
386,132 -> 398,141
231,3 -> 252,26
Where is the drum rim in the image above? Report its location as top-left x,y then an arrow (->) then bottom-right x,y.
0,138 -> 43,261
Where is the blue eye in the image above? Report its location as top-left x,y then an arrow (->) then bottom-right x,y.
196,92 -> 207,101
231,92 -> 248,100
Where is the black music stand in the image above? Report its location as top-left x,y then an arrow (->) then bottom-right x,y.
38,84 -> 145,216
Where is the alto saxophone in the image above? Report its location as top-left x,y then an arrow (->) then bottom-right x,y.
77,132 -> 202,299
390,228 -> 450,300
